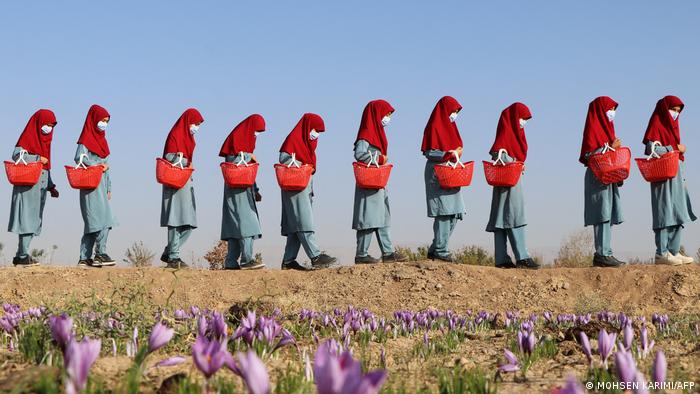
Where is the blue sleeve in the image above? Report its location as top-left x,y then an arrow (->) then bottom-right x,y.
424,149 -> 447,162
164,152 -> 189,167
644,142 -> 673,156
279,152 -> 302,166
75,144 -> 98,166
354,140 -> 373,163
12,146 -> 41,163
226,152 -> 252,164
489,151 -> 515,163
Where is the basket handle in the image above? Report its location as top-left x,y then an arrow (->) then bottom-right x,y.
14,149 -> 29,165
75,153 -> 89,169
172,153 -> 185,169
366,151 -> 381,168
646,141 -> 662,160
286,153 -> 301,168
493,149 -> 509,166
448,151 -> 466,168
235,153 -> 249,167
601,142 -> 616,154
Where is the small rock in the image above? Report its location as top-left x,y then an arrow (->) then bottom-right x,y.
435,283 -> 443,290
562,282 -> 570,290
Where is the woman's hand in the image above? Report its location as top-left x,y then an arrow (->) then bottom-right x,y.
612,138 -> 622,149
101,163 -> 110,172
108,191 -> 112,200
49,187 -> 59,198
250,153 -> 257,163
40,156 -> 49,164
678,143 -> 687,153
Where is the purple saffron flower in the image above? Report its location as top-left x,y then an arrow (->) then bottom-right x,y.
579,332 -> 592,367
623,323 -> 634,351
64,338 -> 101,394
523,331 -> 536,356
48,314 -> 74,352
236,351 -> 270,394
211,311 -> 228,339
614,349 -> 637,384
156,356 -> 186,367
639,325 -> 655,359
598,329 -> 616,368
555,375 -> 585,394
192,336 -> 230,379
498,349 -> 520,373
148,322 -> 174,353
652,350 -> 666,384
197,315 -> 208,337
314,340 -> 387,394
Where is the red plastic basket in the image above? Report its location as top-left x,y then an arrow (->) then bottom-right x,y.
588,147 -> 631,185
4,161 -> 43,186
635,150 -> 680,183
65,165 -> 103,190
433,161 -> 474,188
274,163 -> 313,191
353,162 -> 393,189
221,162 -> 259,188
156,158 -> 194,189
483,161 -> 524,187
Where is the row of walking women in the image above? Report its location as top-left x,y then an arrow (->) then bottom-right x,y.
6,95 -> 696,270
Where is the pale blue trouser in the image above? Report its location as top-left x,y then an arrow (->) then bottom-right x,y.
494,226 -> 529,264
429,215 -> 458,257
164,226 -> 193,260
16,234 -> 33,258
356,227 -> 394,257
593,221 -> 612,256
80,228 -> 110,260
283,231 -> 320,263
654,225 -> 682,255
225,237 -> 254,268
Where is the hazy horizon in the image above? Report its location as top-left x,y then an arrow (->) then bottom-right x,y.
1,1 -> 699,267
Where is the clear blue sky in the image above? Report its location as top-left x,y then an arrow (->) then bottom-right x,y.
1,1 -> 698,266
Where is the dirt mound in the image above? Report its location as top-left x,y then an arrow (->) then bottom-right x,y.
1,262 -> 698,315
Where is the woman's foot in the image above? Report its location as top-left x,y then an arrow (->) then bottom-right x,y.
311,253 -> 337,268
382,252 -> 408,263
281,260 -> 313,271
592,254 -> 621,267
240,261 -> 265,270
166,258 -> 189,269
94,254 -> 116,266
78,259 -> 102,268
516,258 -> 541,270
12,256 -> 39,267
495,256 -> 517,269
655,252 -> 683,266
433,254 -> 454,263
355,255 -> 380,264
673,253 -> 695,264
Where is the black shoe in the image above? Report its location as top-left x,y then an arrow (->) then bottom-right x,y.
94,254 -> 116,266
281,260 -> 314,271
239,261 -> 265,270
610,255 -> 627,266
516,258 -> 541,270
427,251 -> 436,260
495,256 -> 517,269
592,254 -> 621,268
78,259 -> 102,268
355,255 -> 380,264
166,258 -> 189,269
434,254 -> 454,263
160,253 -> 169,263
311,253 -> 337,268
382,252 -> 408,263
13,256 -> 39,267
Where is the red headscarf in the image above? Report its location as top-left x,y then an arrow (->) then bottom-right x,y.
219,114 -> 266,158
421,96 -> 463,153
77,104 -> 111,158
279,113 -> 325,168
15,109 -> 57,169
490,102 -> 531,162
643,95 -> 685,160
355,99 -> 394,156
579,96 -> 618,165
163,108 -> 204,161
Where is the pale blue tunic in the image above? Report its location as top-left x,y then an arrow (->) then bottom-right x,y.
352,140 -> 391,230
279,152 -> 315,236
160,152 -> 197,228
583,146 -> 623,227
423,149 -> 466,218
7,147 -> 54,235
486,152 -> 526,231
645,143 -> 696,229
221,153 -> 262,240
75,144 -> 116,234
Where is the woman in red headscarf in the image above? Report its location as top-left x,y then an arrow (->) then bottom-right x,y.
579,96 -> 625,268
277,113 -> 337,271
160,108 -> 204,269
219,114 -> 265,270
352,99 -> 407,264
7,109 -> 59,266
486,102 -> 539,269
642,95 -> 696,265
421,96 -> 465,262
74,104 -> 116,268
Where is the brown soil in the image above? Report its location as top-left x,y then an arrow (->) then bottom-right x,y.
0,262 -> 698,315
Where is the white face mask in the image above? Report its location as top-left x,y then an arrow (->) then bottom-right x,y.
606,109 -> 616,122
97,120 -> 108,132
40,125 -> 53,135
519,119 -> 528,128
381,116 -> 391,126
190,124 -> 200,135
449,112 -> 459,123
669,110 -> 679,121
254,131 -> 263,137
309,130 -> 320,140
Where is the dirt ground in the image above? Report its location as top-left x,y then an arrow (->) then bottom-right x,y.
0,262 -> 698,315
